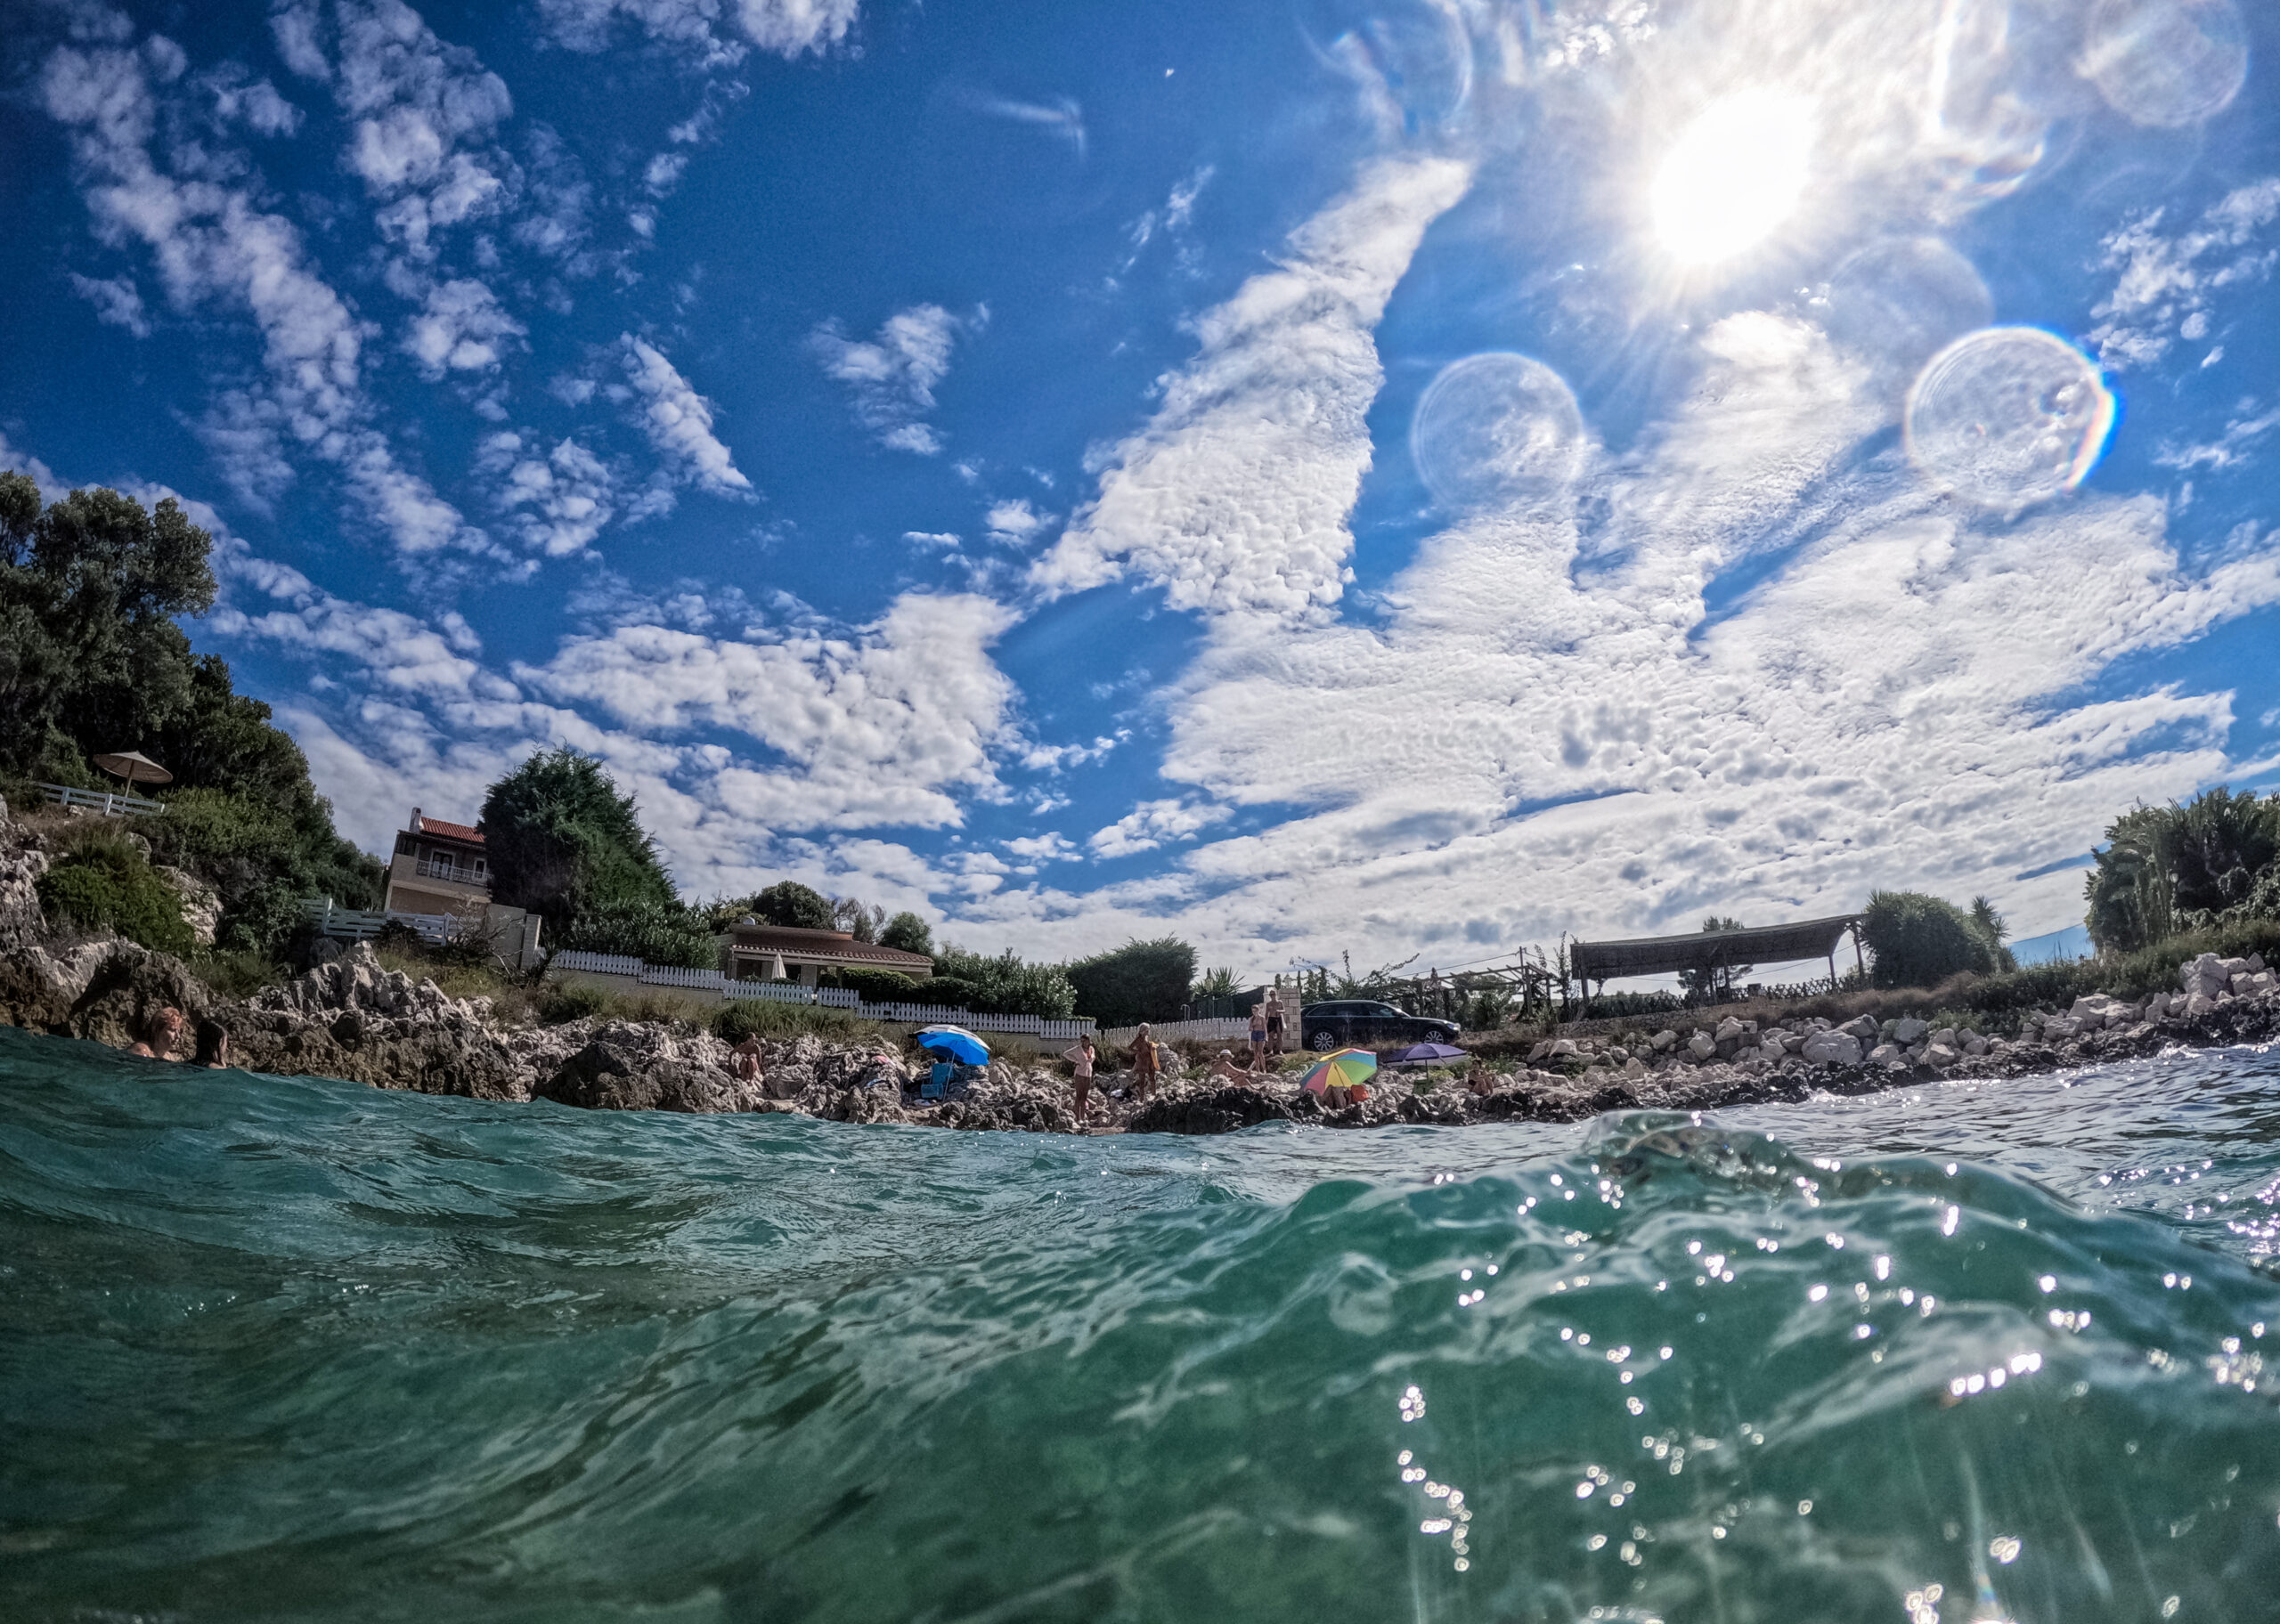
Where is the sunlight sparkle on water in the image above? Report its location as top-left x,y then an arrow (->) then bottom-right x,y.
1651,89 -> 1814,264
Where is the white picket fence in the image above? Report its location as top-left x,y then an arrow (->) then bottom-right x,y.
1099,1017 -> 1258,1048
37,782 -> 166,818
546,949 -> 1095,1040
301,899 -> 453,944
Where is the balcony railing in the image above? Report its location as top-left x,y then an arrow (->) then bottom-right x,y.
413,855 -> 487,886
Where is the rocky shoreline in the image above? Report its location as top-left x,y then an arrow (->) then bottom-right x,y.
1,918 -> 2274,1133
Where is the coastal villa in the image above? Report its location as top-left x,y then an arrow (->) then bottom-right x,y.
378,808 -> 544,970
383,810 -> 492,918
721,921 -> 934,987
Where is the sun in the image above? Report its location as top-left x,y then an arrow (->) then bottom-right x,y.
1651,89 -> 1816,265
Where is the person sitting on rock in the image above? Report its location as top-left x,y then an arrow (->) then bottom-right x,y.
1466,1062 -> 1497,1097
1209,1049 -> 1248,1082
1128,1025 -> 1160,1101
191,1019 -> 231,1069
128,1006 -> 184,1061
731,1035 -> 764,1086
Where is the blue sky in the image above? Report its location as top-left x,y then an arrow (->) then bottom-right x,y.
4,0 -> 2276,979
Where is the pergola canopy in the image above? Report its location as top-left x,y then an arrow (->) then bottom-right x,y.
1571,914 -> 1862,984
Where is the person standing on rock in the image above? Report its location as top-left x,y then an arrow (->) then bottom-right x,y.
1128,1025 -> 1160,1101
1063,1036 -> 1097,1125
1264,997 -> 1285,1057
128,1006 -> 183,1061
1248,1004 -> 1267,1070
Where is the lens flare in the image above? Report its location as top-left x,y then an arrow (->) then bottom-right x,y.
1651,89 -> 1815,265
1904,328 -> 2116,508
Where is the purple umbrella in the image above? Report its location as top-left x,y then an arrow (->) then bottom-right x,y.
1383,1042 -> 1467,1066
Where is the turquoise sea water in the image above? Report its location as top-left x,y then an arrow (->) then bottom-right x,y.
4,1026 -> 2279,1623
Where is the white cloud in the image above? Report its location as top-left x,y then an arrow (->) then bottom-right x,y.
200,66 -> 303,135
963,92 -> 1085,158
2156,402 -> 2280,475
67,270 -> 150,336
403,276 -> 525,378
1003,832 -> 1081,870
270,2 -> 331,80
983,499 -> 1047,546
1089,798 -> 1231,859
518,592 -> 1018,831
1031,154 -> 1474,618
620,334 -> 753,497
810,303 -> 978,455
322,0 -> 515,261
475,431 -> 616,556
40,37 -> 487,558
2090,177 -> 2280,369
535,0 -> 859,62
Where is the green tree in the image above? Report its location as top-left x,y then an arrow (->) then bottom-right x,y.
1860,890 -> 2001,989
1,474 -> 380,955
1677,915 -> 1750,1002
2084,789 -> 2280,952
481,749 -> 681,934
1191,965 -> 1242,1001
750,881 -> 834,930
1065,937 -> 1196,1027
880,911 -> 934,956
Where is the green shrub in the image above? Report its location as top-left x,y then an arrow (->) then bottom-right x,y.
36,834 -> 193,955
819,966 -> 919,1003
537,984 -> 610,1025
1064,938 -> 1194,1027
554,901 -> 718,969
927,946 -> 1078,1019
189,947 -> 289,998
1861,890 -> 2002,989
712,997 -> 875,1045
481,749 -> 681,933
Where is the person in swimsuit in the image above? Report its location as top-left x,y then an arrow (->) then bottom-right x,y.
1062,1036 -> 1097,1123
1128,1025 -> 1160,1101
1264,999 -> 1285,1056
732,1035 -> 765,1086
191,1019 -> 231,1068
128,1006 -> 183,1060
1248,1004 -> 1267,1070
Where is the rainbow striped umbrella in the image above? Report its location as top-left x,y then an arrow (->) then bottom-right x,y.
1300,1048 -> 1377,1097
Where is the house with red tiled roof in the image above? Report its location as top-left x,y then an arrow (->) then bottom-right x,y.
382,808 -> 493,918
721,922 -> 934,987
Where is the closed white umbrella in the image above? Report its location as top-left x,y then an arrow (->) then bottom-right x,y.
767,952 -> 787,981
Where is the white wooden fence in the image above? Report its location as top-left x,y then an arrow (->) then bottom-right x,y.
301,899 -> 453,944
546,949 -> 1095,1039
1099,1017 -> 1258,1048
37,783 -> 166,818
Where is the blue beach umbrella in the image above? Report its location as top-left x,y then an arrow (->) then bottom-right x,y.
1383,1042 -> 1468,1067
915,1026 -> 990,1066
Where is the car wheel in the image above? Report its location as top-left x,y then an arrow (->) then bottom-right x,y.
1308,1028 -> 1338,1052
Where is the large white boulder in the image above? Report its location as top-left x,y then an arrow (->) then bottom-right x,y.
1839,1015 -> 1879,1042
1801,1031 -> 1861,1067
1687,1032 -> 1717,1060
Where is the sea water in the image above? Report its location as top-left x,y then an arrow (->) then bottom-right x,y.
4,1024 -> 2277,1623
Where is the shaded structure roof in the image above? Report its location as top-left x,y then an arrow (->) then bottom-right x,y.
1571,914 -> 1861,983
724,922 -> 934,973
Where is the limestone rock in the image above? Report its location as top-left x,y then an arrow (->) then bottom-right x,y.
1687,1033 -> 1717,1060
534,1037 -> 764,1114
153,865 -> 222,947
1801,1031 -> 1861,1067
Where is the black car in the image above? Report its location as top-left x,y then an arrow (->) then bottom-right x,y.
1300,1000 -> 1462,1052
